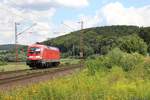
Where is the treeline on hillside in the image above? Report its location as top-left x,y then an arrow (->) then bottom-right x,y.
43,25 -> 150,58
0,44 -> 16,51
1,25 -> 150,63
0,45 -> 27,63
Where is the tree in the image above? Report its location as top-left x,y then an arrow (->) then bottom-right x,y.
119,34 -> 148,55
139,27 -> 150,54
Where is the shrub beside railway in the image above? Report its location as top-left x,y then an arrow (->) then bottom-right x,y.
0,55 -> 7,66
86,48 -> 145,74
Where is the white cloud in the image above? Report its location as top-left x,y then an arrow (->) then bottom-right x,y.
101,2 -> 150,26
59,12 -> 102,33
75,2 -> 150,29
78,13 -> 102,28
17,8 -> 56,44
55,0 -> 89,8
1,1 -> 150,45
0,2 -> 56,45
0,0 -> 89,44
5,0 -> 89,10
60,2 -> 150,36
0,3 -> 23,44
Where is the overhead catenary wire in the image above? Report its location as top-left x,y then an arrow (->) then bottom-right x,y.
61,22 -> 76,31
0,2 -> 58,40
61,21 -> 84,59
0,2 -> 53,44
0,1 -> 71,45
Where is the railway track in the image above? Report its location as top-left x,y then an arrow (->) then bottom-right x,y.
0,64 -> 80,86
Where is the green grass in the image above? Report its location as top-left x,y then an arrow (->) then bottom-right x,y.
0,62 -> 30,72
0,59 -> 80,72
60,58 -> 80,65
1,68 -> 150,100
2,50 -> 150,99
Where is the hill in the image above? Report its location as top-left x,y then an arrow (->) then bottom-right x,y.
0,44 -> 27,51
42,25 -> 150,57
0,44 -> 15,51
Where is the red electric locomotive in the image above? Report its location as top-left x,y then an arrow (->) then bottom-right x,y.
26,43 -> 60,68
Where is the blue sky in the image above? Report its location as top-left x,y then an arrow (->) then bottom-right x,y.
0,0 -> 150,44
53,0 -> 150,24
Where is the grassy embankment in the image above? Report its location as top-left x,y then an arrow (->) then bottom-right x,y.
0,59 -> 80,72
0,62 -> 29,72
1,49 -> 150,99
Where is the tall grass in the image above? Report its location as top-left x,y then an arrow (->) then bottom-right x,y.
1,69 -> 150,100
1,48 -> 150,100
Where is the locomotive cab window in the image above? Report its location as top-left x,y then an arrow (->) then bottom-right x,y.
29,47 -> 41,54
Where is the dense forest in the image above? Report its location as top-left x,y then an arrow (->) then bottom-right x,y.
43,25 -> 150,58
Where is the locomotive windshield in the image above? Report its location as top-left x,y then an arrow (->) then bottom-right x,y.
29,47 -> 41,54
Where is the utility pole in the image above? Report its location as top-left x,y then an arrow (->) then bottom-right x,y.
62,21 -> 84,59
79,21 -> 84,59
15,22 -> 36,62
15,22 -> 19,62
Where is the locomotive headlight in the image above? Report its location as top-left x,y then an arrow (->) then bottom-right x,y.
28,56 -> 33,58
35,56 -> 42,59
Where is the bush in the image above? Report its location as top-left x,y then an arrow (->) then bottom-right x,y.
0,55 -> 7,66
86,59 -> 101,75
0,61 -> 7,66
86,48 -> 144,74
119,34 -> 148,55
106,48 -> 144,71
87,54 -> 100,60
0,53 -> 27,62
